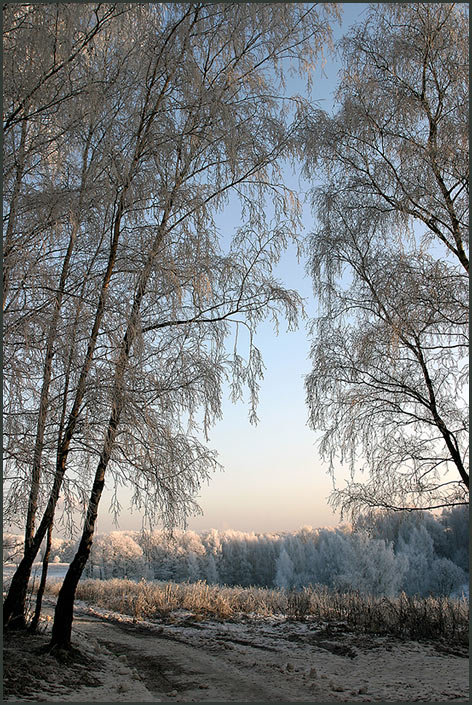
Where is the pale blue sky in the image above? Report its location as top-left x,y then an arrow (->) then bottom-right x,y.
98,3 -> 369,535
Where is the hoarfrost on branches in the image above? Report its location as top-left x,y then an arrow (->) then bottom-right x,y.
301,3 -> 469,518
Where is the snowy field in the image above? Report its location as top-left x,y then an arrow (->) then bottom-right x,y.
3,594 -> 469,702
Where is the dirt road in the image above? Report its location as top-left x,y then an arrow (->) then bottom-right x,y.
4,600 -> 469,702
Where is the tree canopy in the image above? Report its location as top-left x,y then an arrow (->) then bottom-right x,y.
2,2 -> 338,642
302,3 -> 469,518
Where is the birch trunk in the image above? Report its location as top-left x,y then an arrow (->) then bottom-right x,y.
50,204 -> 174,647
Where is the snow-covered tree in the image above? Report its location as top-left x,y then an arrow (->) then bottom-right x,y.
3,534 -> 24,564
334,535 -> 407,597
429,557 -> 468,597
91,533 -> 144,579
397,524 -> 436,596
274,546 -> 295,590
203,554 -> 220,585
303,3 -> 469,519
439,505 -> 469,572
185,551 -> 201,584
4,2 -> 338,637
45,3 -> 337,648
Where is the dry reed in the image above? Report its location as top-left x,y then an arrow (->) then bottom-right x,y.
46,579 -> 468,643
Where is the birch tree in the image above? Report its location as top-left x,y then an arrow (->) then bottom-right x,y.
302,3 -> 469,519
4,3 -> 132,626
3,3 -> 125,307
50,1 -> 338,649
3,3 -> 337,637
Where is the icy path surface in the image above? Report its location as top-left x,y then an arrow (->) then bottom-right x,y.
4,599 -> 469,702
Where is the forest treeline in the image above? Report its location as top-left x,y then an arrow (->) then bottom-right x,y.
5,507 -> 468,598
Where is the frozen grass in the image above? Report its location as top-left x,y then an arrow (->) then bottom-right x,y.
46,578 -> 469,644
